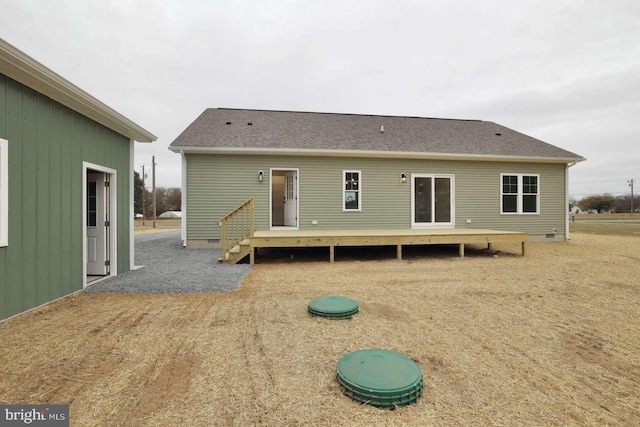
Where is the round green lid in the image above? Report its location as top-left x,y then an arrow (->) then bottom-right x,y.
308,296 -> 358,318
336,349 -> 423,408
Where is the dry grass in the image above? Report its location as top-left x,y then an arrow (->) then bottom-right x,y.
134,227 -> 179,235
570,222 -> 640,236
1,233 -> 639,426
134,218 -> 181,233
572,213 -> 638,221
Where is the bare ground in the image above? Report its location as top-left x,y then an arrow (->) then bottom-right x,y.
0,233 -> 639,426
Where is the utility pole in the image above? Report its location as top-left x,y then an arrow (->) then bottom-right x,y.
141,164 -> 146,226
152,156 -> 157,229
629,179 -> 635,215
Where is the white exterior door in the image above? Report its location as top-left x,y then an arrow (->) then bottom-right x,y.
86,172 -> 109,275
283,171 -> 297,227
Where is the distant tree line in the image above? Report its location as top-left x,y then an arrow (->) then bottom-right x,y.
134,171 -> 181,217
570,193 -> 638,213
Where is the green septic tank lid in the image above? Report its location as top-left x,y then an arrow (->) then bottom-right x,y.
308,296 -> 358,319
336,349 -> 423,408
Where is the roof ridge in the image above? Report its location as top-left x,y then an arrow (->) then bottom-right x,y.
214,107 -> 482,122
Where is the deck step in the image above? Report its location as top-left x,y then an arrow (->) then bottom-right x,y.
219,239 -> 252,264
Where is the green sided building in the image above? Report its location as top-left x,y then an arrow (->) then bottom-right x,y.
0,39 -> 156,321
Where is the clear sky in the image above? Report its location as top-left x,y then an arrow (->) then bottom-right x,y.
1,0 -> 638,199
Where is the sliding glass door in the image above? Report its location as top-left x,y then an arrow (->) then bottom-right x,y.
412,174 -> 455,227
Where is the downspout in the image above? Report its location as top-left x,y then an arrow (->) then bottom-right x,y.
181,150 -> 187,247
565,161 -> 578,240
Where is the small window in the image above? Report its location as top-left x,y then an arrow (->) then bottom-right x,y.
500,174 -> 539,215
87,181 -> 97,226
343,170 -> 361,211
0,139 -> 8,247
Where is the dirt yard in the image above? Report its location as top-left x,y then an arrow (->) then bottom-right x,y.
0,233 -> 639,426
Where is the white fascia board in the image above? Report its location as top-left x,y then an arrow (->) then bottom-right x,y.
0,38 -> 156,143
129,138 -> 135,270
169,145 -> 586,164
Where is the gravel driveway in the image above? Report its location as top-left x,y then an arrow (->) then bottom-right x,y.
84,231 -> 252,294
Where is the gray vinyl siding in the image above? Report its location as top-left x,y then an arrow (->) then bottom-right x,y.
186,154 -> 567,240
0,74 -> 132,321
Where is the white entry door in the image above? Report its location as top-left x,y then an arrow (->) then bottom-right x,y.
283,171 -> 297,227
86,172 -> 110,275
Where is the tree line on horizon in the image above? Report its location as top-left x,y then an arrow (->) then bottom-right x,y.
133,171 -> 181,217
571,193 -> 638,214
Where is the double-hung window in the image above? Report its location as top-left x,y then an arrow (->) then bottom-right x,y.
0,139 -> 8,247
343,170 -> 361,211
501,174 -> 539,214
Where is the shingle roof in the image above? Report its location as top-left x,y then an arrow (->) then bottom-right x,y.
169,108 -> 583,161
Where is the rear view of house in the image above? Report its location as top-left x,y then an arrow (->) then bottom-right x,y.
170,108 -> 584,261
0,39 -> 156,321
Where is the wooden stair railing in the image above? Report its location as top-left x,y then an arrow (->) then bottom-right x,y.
218,198 -> 254,263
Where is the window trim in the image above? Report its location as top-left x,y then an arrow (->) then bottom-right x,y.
411,173 -> 456,228
500,173 -> 540,215
342,170 -> 361,212
0,138 -> 8,247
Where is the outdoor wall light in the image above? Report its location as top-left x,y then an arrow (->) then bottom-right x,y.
401,173 -> 407,183
258,170 -> 264,182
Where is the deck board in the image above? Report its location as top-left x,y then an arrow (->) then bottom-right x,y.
249,228 -> 527,263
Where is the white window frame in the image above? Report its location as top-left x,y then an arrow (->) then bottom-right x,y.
500,173 -> 540,215
411,173 -> 455,228
343,170 -> 362,212
0,139 -> 8,247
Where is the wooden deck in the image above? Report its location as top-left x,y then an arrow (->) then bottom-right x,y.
249,228 -> 527,264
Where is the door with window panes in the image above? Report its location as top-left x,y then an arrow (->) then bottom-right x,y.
86,172 -> 110,275
283,171 -> 297,227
